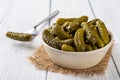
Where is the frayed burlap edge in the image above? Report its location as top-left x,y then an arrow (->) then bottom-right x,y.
28,44 -> 113,76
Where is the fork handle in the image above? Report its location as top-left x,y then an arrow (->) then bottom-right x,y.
34,10 -> 59,29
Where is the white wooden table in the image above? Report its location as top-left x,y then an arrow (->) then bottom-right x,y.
0,0 -> 120,80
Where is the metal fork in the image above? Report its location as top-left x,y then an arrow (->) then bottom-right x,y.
6,10 -> 59,41
25,10 -> 59,36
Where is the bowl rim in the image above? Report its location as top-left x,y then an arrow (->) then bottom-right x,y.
42,30 -> 113,54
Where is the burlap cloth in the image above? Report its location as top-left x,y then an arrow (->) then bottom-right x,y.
28,44 -> 113,76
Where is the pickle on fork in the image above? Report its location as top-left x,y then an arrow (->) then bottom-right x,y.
6,32 -> 33,41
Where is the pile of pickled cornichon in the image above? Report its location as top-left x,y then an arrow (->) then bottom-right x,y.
42,16 -> 110,52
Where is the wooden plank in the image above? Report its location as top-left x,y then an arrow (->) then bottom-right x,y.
0,0 -> 50,80
89,0 -> 120,44
47,0 -> 120,80
50,0 -> 94,23
111,43 -> 120,76
90,0 -> 120,77
0,0 -> 13,24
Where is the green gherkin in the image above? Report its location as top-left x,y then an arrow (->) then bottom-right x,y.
49,38 -> 64,49
50,23 -> 73,40
66,16 -> 88,33
96,20 -> 110,45
86,44 -> 93,51
88,19 -> 99,25
81,22 -> 104,48
92,44 -> 98,50
43,16 -> 110,51
61,44 -> 75,52
61,39 -> 74,46
42,30 -> 64,49
74,28 -> 86,52
56,18 -> 77,26
61,21 -> 71,30
6,32 -> 33,41
89,25 -> 99,35
55,37 -> 74,46
42,29 -> 55,45
42,30 -> 74,50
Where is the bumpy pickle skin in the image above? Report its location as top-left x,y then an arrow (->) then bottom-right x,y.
74,28 -> 86,51
85,25 -> 98,50
89,25 -> 99,35
61,22 -> 71,30
42,29 -> 55,45
81,22 -> 104,48
92,44 -> 98,50
86,44 -> 93,51
88,19 -> 99,25
56,18 -> 77,26
42,30 -> 64,49
66,16 -> 88,33
96,20 -> 110,45
61,39 -> 74,46
61,44 -> 75,52
49,38 -> 64,49
6,32 -> 33,41
50,23 -> 73,39
55,37 -> 74,46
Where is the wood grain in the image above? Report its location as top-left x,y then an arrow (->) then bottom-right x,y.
47,0 -> 120,80
0,0 -> 13,24
0,0 -> 50,80
90,0 -> 120,77
89,0 -> 120,44
0,0 -> 120,80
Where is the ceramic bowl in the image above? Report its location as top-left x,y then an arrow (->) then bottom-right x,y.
42,31 -> 113,69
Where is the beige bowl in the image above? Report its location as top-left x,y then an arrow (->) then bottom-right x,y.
42,31 -> 113,69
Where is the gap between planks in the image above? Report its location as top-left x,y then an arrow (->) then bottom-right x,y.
46,0 -> 52,80
88,0 -> 120,78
